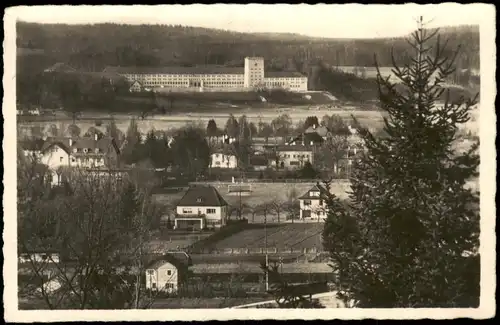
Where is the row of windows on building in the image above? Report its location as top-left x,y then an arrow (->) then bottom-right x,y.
147,269 -> 173,276
181,208 -> 217,214
282,153 -> 311,159
125,74 -> 304,83
50,147 -> 103,154
125,74 -> 243,79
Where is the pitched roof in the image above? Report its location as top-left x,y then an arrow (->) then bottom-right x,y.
130,80 -> 143,87
287,132 -> 325,145
40,136 -> 119,155
145,252 -> 191,270
177,185 -> 229,207
304,125 -> 330,137
276,144 -> 314,152
103,65 -> 244,75
211,143 -> 236,155
298,184 -> 329,200
265,71 -> 306,78
44,62 -> 77,73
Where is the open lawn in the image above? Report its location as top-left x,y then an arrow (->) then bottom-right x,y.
18,102 -> 479,139
212,223 -> 324,251
17,107 -> 386,138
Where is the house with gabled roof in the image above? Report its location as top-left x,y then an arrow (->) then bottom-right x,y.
39,134 -> 121,185
210,144 -> 238,169
175,185 -> 229,230
144,253 -> 192,293
270,144 -> 315,170
129,80 -> 143,93
298,184 -> 329,221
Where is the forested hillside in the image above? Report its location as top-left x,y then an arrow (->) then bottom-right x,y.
17,22 -> 479,72
16,22 -> 479,106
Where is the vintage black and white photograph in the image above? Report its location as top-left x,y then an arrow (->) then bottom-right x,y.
3,3 -> 496,321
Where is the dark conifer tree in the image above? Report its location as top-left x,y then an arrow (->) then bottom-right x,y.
322,17 -> 479,308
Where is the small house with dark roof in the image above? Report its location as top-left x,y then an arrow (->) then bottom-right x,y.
144,253 -> 191,293
287,132 -> 325,147
175,185 -> 229,230
298,184 -> 329,220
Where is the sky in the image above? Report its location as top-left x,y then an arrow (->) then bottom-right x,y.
9,4 -> 487,39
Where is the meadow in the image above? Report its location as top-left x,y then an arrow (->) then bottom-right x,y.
17,108 -> 386,139
212,223 -> 324,251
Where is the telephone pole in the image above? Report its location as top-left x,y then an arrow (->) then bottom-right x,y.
265,213 -> 269,292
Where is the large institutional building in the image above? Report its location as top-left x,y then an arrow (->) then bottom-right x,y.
103,57 -> 308,92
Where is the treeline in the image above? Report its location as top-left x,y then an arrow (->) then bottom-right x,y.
17,22 -> 479,74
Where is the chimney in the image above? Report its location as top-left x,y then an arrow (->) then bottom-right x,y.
69,138 -> 73,147
94,133 -> 98,141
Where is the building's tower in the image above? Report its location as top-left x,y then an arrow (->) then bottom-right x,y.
244,57 -> 265,89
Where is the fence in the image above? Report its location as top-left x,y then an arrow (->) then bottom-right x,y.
191,246 -> 326,255
190,179 -> 350,186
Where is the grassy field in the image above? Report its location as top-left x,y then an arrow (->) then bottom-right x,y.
212,223 -> 324,251
17,107 -> 386,138
18,100 -> 479,140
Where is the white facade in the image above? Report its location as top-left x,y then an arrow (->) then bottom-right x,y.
273,146 -> 314,169
145,261 -> 179,293
105,57 -> 308,92
210,153 -> 238,169
244,57 -> 265,88
129,80 -> 143,92
40,144 -> 71,170
175,205 -> 228,228
123,72 -> 244,90
264,76 -> 308,92
40,143 -> 108,170
299,189 -> 328,221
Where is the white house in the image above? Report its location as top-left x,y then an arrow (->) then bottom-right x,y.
298,184 -> 329,221
210,150 -> 238,169
145,254 -> 190,294
175,185 -> 229,230
39,135 -> 121,185
271,144 -> 314,169
129,80 -> 143,92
